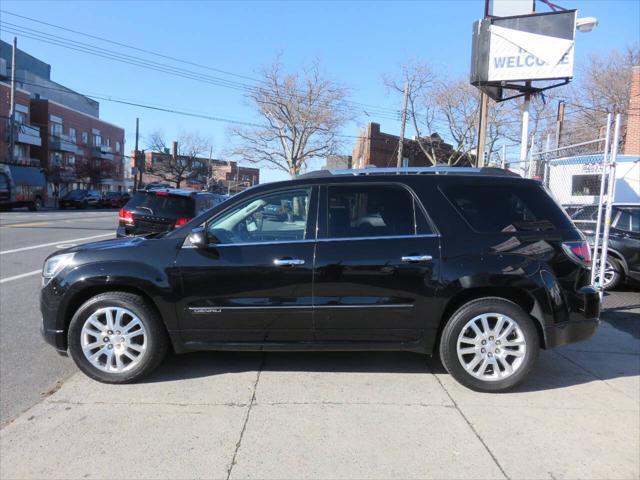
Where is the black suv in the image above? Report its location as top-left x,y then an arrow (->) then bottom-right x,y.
59,189 -> 101,209
41,167 -> 600,392
568,203 -> 640,290
117,188 -> 222,237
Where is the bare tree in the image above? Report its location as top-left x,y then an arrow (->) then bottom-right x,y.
230,58 -> 351,177
146,131 -> 212,188
76,158 -> 117,189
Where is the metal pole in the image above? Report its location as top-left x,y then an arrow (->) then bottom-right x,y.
590,113 -> 612,287
207,146 -> 213,191
8,37 -> 17,164
501,144 -> 507,169
397,82 -> 408,168
477,92 -> 489,167
555,100 -> 565,149
520,92 -> 531,165
133,117 -> 139,190
527,134 -> 536,179
597,114 -> 621,293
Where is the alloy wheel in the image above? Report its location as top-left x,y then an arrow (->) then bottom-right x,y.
456,313 -> 526,381
594,260 -> 616,289
80,307 -> 147,373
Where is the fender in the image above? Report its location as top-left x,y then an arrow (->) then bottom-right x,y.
49,260 -> 181,335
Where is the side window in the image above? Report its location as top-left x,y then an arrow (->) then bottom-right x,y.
441,183 -> 573,233
616,210 -> 640,233
326,184 -> 427,238
207,188 -> 311,245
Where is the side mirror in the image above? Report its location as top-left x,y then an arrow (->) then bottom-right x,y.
188,227 -> 208,249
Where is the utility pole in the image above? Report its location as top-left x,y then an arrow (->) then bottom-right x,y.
520,84 -> 532,165
8,37 -> 17,164
133,117 -> 139,190
476,92 -> 489,167
227,161 -> 233,196
207,146 -> 213,191
555,100 -> 565,148
397,81 -> 409,168
172,141 -> 178,188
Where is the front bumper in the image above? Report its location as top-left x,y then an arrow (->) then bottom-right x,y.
40,324 -> 67,355
544,285 -> 601,348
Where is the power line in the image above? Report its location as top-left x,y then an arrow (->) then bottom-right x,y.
0,17 -> 402,120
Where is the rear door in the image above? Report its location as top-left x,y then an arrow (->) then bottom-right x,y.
313,182 -> 440,344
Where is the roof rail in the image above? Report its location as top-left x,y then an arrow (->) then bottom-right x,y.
300,166 -> 519,177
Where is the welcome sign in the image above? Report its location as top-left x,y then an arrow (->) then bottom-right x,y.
487,24 -> 575,82
470,10 -> 577,96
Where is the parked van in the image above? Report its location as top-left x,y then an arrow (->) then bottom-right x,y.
0,164 -> 47,211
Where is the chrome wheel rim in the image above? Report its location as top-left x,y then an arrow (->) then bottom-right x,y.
594,260 -> 616,288
80,307 -> 147,373
456,313 -> 526,382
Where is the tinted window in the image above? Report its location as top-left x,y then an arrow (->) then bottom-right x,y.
441,183 -> 574,233
327,184 -> 426,238
616,209 -> 640,233
126,192 -> 195,217
0,174 -> 8,190
207,188 -> 311,244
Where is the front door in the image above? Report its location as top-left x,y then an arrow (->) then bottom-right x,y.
313,183 -> 440,344
175,186 -> 317,344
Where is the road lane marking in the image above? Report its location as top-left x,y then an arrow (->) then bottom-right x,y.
0,233 -> 114,255
0,270 -> 41,284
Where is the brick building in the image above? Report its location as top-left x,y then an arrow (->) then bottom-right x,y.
624,65 -> 640,155
134,150 -> 260,193
352,122 -> 474,169
0,40 -> 126,203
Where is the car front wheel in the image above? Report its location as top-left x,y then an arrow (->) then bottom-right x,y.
439,297 -> 539,392
68,292 -> 168,383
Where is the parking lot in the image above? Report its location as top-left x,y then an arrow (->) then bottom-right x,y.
0,209 -> 638,480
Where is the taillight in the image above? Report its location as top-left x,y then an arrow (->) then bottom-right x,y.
175,217 -> 191,227
562,241 -> 592,267
118,208 -> 134,224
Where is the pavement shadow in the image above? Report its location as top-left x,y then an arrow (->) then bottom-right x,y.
141,346 -> 638,394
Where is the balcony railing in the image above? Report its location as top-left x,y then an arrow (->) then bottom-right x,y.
91,146 -> 114,161
49,135 -> 81,154
4,121 -> 42,147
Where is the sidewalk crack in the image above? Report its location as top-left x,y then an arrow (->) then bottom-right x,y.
226,353 -> 265,480
429,362 -> 510,480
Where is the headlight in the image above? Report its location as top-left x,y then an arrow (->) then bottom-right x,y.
42,253 -> 75,285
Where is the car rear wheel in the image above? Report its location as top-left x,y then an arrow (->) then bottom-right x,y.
28,197 -> 42,211
68,292 -> 168,383
439,298 -> 539,392
594,256 -> 623,291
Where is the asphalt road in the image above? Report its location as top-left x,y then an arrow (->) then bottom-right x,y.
0,209 -> 118,425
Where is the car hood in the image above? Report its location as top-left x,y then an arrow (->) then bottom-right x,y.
45,236 -> 147,261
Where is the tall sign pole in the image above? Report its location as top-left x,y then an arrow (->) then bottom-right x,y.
476,92 -> 489,166
133,117 -> 139,190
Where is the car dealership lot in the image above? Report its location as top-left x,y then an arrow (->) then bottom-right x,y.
1,210 -> 638,480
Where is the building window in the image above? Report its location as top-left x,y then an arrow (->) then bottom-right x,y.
14,111 -> 27,124
12,144 -> 28,163
67,154 -> 76,165
571,174 -> 605,196
105,138 -> 111,147
82,131 -> 89,144
50,152 -> 63,166
51,122 -> 63,137
69,127 -> 77,141
93,134 -> 102,146
115,141 -> 121,153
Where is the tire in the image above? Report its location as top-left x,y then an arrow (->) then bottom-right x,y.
68,292 -> 168,383
28,197 -> 42,212
598,256 -> 623,291
439,297 -> 540,392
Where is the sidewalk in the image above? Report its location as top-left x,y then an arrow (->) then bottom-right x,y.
1,306 -> 638,479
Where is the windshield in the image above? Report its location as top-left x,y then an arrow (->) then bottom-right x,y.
125,192 -> 195,217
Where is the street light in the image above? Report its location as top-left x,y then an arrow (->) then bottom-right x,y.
576,17 -> 598,33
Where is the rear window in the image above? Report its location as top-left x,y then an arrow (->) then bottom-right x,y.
126,192 -> 195,217
65,189 -> 87,199
440,182 -> 574,233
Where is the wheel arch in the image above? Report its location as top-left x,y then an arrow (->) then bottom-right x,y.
60,284 -> 172,352
436,287 -> 546,351
598,247 -> 628,275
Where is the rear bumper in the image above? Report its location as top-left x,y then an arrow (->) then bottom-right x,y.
544,285 -> 601,348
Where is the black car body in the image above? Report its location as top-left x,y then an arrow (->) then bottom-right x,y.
41,168 -> 600,391
117,188 -> 220,237
569,203 -> 640,289
59,189 -> 101,209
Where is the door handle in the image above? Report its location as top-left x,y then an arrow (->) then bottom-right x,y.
274,258 -> 305,267
401,255 -> 433,263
